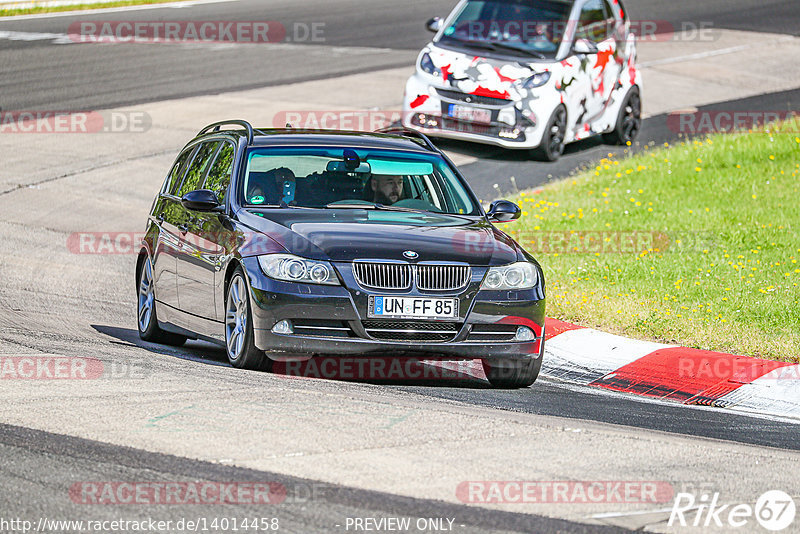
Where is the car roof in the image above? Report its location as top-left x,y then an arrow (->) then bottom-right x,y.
199,127 -> 436,153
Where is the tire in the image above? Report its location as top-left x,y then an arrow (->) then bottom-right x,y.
137,256 -> 187,346
602,86 -> 641,145
532,105 -> 567,162
482,357 -> 542,389
225,268 -> 272,371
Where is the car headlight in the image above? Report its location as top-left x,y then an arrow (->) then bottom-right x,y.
522,71 -> 551,89
420,52 -> 441,77
481,262 -> 539,290
257,254 -> 339,285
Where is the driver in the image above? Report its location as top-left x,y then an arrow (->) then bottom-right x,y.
370,174 -> 404,205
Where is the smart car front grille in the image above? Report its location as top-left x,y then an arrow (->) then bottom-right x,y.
353,262 -> 471,291
416,264 -> 470,291
361,321 -> 460,342
353,262 -> 412,290
436,88 -> 510,107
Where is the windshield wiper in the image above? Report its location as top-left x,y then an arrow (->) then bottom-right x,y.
449,38 -> 546,59
488,41 -> 546,59
325,202 -> 425,213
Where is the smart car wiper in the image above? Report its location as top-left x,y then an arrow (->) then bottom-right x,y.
485,41 -> 546,59
452,39 -> 546,59
453,38 -> 500,52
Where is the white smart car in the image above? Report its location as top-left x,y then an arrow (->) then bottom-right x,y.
402,0 -> 642,160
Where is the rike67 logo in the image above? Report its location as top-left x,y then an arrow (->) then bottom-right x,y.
669,490 -> 796,531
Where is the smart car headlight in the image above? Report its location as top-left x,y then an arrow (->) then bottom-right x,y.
258,254 -> 339,285
481,262 -> 539,290
522,71 -> 551,89
420,52 -> 442,77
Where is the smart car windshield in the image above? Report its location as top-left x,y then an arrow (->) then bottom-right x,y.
241,147 -> 481,215
438,0 -> 573,58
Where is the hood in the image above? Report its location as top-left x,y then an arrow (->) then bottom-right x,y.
238,209 -> 520,266
423,44 -> 552,101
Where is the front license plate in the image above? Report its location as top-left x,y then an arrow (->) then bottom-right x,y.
448,104 -> 492,124
369,296 -> 458,319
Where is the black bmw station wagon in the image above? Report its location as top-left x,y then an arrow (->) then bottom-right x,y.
136,121 -> 546,388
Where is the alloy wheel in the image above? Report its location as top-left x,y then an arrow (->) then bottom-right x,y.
225,276 -> 248,361
138,257 -> 155,332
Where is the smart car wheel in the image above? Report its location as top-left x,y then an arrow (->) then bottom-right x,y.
533,105 -> 567,162
137,256 -> 186,346
482,357 -> 542,389
603,86 -> 641,145
225,268 -> 271,371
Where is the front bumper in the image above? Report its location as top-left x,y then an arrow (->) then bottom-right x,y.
402,73 -> 552,150
241,257 -> 545,361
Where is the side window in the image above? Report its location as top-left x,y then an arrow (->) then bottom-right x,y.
177,141 -> 220,197
577,0 -> 608,42
203,142 -> 235,204
602,0 -> 619,35
164,148 -> 194,195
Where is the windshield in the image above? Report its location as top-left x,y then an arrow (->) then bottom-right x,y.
241,147 -> 481,216
438,0 -> 573,58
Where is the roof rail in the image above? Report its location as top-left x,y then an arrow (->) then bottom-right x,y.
375,126 -> 438,152
197,120 -> 254,145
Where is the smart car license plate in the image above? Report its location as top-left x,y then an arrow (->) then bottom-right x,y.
369,296 -> 458,319
448,104 -> 491,124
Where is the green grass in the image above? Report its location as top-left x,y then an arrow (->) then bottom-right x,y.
0,0 -> 185,17
499,120 -> 800,362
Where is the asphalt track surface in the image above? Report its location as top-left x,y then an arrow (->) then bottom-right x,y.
1,1 -> 799,532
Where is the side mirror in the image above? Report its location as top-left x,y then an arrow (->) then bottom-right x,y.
573,38 -> 599,55
426,17 -> 443,33
487,200 -> 521,222
181,189 -> 222,212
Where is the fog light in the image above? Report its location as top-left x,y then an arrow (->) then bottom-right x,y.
515,326 -> 535,342
272,320 -> 293,335
499,128 -> 521,139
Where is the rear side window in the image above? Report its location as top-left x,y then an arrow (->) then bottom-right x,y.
177,141 -> 221,197
164,147 -> 194,195
203,142 -> 236,204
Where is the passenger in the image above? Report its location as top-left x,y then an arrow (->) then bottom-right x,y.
247,167 -> 296,205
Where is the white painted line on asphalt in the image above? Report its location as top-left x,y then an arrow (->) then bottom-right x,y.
0,29 -> 73,42
0,28 -> 398,55
0,0 -> 238,21
591,507 -> 675,519
641,36 -> 797,68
